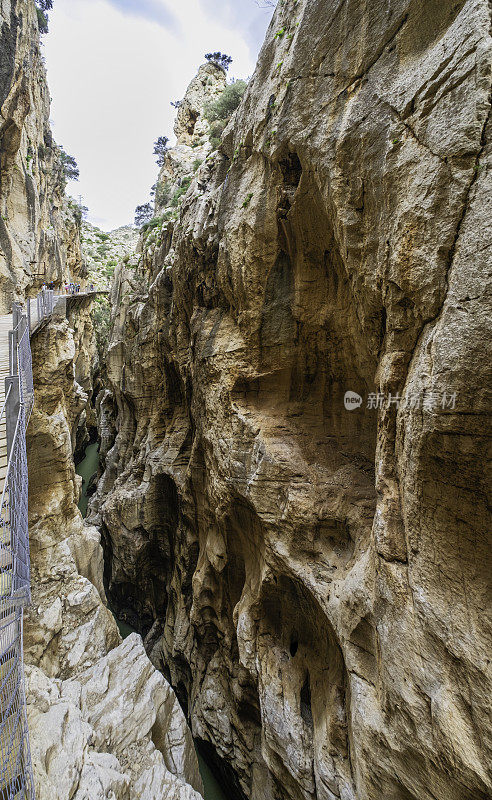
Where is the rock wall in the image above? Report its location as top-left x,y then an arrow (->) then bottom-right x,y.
25,300 -> 204,799
95,1 -> 492,799
154,61 -> 226,215
0,0 -> 84,311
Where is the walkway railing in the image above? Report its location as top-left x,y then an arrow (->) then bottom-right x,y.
0,304 -> 35,799
27,287 -> 109,336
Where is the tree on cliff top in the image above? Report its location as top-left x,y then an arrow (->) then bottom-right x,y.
205,52 -> 233,72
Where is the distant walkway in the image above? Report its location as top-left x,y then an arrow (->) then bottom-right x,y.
29,288 -> 109,334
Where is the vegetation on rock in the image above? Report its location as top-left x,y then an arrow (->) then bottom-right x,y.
58,146 -> 80,183
35,0 -> 53,34
134,203 -> 153,227
204,79 -> 247,149
154,136 -> 170,167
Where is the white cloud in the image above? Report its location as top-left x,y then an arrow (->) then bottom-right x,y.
105,0 -> 179,30
43,0 -> 273,230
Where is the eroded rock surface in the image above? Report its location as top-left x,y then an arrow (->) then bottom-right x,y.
24,305 -> 203,798
95,1 -> 492,799
27,635 -> 202,800
0,0 -> 84,309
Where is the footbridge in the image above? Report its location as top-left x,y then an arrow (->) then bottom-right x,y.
0,288 -> 107,799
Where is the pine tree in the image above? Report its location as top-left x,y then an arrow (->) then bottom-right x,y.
153,136 -> 169,168
204,52 -> 233,72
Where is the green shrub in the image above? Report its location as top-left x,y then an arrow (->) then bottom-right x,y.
193,159 -> 203,172
141,213 -> 175,234
204,80 -> 247,124
155,181 -> 172,207
171,177 -> 193,208
204,80 -> 247,150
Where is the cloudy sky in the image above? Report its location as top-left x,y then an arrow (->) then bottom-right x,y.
43,0 -> 274,230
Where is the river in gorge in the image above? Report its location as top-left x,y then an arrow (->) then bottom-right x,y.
75,441 -> 229,800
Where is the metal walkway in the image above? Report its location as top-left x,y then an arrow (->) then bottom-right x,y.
0,288 -> 107,799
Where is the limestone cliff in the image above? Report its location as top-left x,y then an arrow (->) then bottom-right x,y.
25,301 -> 204,799
0,0 -> 84,311
154,62 -> 226,216
95,1 -> 492,799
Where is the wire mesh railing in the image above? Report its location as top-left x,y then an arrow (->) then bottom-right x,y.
0,305 -> 36,799
0,601 -> 33,800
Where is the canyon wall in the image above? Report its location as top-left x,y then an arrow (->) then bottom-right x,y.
96,1 -> 492,799
25,302 -> 203,799
0,0 -> 83,310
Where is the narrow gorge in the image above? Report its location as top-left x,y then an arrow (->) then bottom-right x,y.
0,1 -> 491,799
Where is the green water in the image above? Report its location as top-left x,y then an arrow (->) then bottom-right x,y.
76,441 -> 99,517
114,615 -> 136,639
197,750 -> 229,800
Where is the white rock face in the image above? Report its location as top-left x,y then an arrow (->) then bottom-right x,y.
23,308 -> 203,799
27,636 -> 203,800
96,1 -> 492,798
154,62 -> 226,217
174,62 -> 227,146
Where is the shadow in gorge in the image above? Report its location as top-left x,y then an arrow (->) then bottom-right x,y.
76,440 -> 99,518
76,439 -> 139,641
258,573 -> 354,798
91,455 -> 238,800
196,739 -> 247,800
